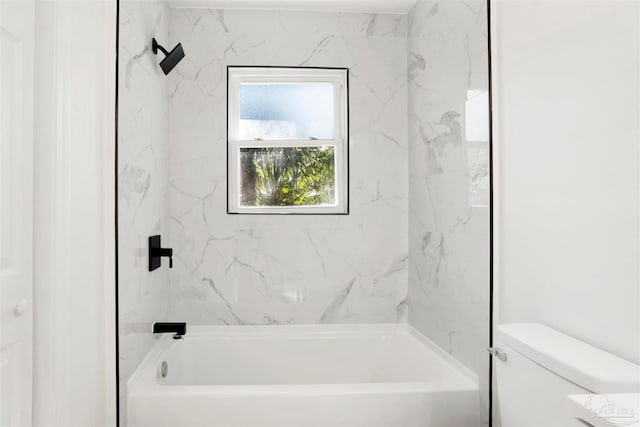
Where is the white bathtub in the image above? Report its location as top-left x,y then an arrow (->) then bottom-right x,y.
127,324 -> 479,427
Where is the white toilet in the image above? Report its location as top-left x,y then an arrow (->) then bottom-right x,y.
493,323 -> 640,427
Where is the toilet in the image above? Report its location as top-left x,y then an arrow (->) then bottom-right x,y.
493,323 -> 640,426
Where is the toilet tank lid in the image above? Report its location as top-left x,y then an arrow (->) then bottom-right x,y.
496,323 -> 640,393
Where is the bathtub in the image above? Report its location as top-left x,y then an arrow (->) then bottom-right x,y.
127,324 -> 479,427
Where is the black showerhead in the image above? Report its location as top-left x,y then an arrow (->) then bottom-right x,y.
152,38 -> 185,75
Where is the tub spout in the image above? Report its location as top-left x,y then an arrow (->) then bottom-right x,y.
153,322 -> 186,339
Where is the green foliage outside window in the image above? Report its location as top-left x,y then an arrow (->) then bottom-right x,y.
240,147 -> 335,207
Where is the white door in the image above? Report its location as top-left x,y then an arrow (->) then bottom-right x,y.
0,1 -> 34,426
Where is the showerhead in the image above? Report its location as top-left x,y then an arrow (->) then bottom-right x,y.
152,38 -> 185,75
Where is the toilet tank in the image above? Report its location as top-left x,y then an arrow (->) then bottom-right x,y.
494,323 -> 640,427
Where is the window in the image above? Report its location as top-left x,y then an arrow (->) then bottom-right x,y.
227,67 -> 349,214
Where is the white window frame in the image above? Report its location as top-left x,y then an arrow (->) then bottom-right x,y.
227,66 -> 349,214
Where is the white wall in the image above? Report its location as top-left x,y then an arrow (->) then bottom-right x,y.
32,0 -> 116,425
166,8 -> 409,325
494,0 -> 640,365
407,0 -> 490,423
117,0 -> 172,419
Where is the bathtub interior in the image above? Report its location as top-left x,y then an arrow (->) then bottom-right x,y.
132,325 -> 479,389
162,330 -> 463,386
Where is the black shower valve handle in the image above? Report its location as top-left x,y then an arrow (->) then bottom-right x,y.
159,247 -> 173,269
149,235 -> 174,271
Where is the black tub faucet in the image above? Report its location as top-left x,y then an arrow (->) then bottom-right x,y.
153,322 -> 186,339
149,235 -> 173,271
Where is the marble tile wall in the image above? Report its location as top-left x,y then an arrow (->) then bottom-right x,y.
406,0 -> 490,423
117,0 -> 171,419
166,9 -> 409,325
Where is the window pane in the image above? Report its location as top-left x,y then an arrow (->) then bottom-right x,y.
239,83 -> 335,140
239,146 -> 336,207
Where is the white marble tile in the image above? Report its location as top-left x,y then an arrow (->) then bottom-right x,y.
118,0 -> 171,421
406,0 -> 490,424
167,9 -> 409,326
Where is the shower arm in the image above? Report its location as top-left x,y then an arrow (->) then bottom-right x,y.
152,38 -> 170,57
